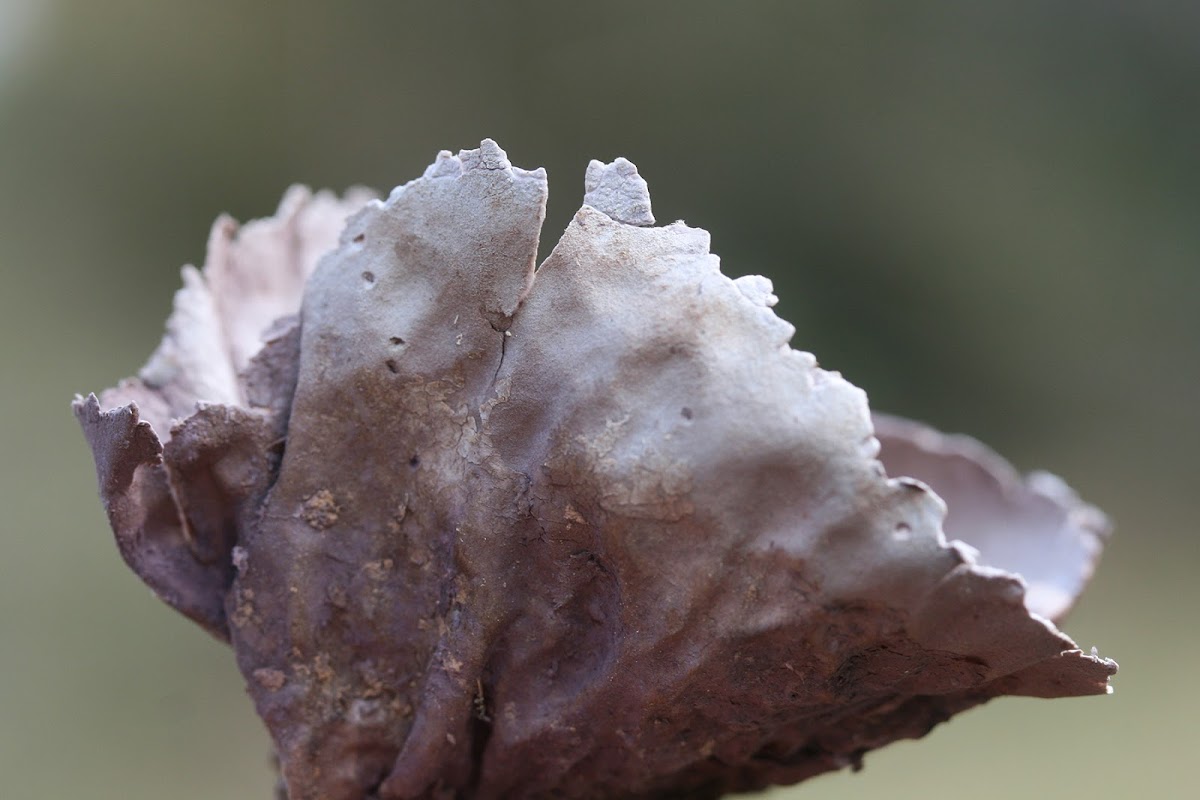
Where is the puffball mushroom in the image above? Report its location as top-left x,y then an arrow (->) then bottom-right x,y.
74,140 -> 1116,800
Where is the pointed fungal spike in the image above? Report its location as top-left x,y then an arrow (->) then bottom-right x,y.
424,150 -> 462,179
461,138 -> 511,172
734,274 -> 779,308
583,157 -> 655,226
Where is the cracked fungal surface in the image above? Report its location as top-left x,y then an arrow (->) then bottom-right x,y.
75,140 -> 1116,799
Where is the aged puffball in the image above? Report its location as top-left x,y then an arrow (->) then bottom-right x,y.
75,140 -> 1116,800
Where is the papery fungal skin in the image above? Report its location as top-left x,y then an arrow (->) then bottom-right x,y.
75,140 -> 1115,800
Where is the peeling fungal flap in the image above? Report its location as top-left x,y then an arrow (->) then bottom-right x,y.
74,140 -> 1115,800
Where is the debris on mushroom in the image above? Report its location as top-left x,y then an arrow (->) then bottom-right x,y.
75,140 -> 1116,800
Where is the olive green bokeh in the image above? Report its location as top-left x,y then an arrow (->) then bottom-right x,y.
1,1 -> 1193,797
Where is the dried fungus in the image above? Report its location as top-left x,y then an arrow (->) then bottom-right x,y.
75,140 -> 1116,800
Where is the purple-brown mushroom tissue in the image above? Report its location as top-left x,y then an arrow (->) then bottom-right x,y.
74,140 -> 1117,800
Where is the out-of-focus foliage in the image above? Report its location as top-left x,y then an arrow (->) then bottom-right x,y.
0,2 -> 1193,798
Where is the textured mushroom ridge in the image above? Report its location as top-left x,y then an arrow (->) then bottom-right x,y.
75,140 -> 1116,800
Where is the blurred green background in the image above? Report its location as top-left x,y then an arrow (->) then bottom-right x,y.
1,1 -> 1194,797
